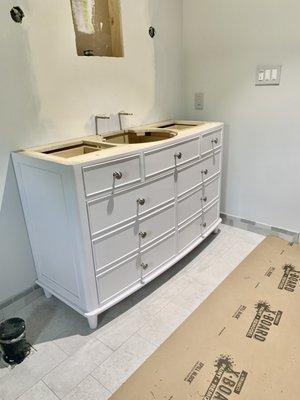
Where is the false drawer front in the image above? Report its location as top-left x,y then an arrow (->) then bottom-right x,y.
88,174 -> 174,235
177,177 -> 219,225
83,155 -> 141,197
201,129 -> 222,156
92,204 -> 175,271
178,214 -> 203,252
144,137 -> 199,178
140,233 -> 176,277
177,151 -> 221,196
97,256 -> 140,304
203,201 -> 219,233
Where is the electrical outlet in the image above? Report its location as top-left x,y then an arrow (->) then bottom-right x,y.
194,92 -> 204,110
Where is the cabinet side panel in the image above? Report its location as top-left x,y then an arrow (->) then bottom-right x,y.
19,164 -> 80,302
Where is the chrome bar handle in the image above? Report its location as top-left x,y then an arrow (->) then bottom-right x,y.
113,171 -> 123,180
174,152 -> 182,160
137,198 -> 145,206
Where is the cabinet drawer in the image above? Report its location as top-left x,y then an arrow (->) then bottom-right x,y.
203,201 -> 219,233
177,152 -> 221,196
88,174 -> 174,235
97,256 -> 140,303
83,155 -> 141,197
93,204 -> 175,270
178,178 -> 219,225
140,234 -> 176,277
144,137 -> 199,178
178,214 -> 202,252
201,129 -> 222,156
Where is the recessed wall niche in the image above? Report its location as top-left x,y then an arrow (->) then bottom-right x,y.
70,0 -> 124,57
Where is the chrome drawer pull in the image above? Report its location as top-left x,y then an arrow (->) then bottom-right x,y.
141,263 -> 149,270
211,138 -> 219,145
137,198 -> 145,206
202,196 -> 207,202
174,152 -> 182,160
202,169 -> 208,175
139,231 -> 147,239
113,171 -> 123,180
203,222 -> 207,228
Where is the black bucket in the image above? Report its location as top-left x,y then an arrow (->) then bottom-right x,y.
0,318 -> 30,365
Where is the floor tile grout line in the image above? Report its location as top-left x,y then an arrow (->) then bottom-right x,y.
43,380 -> 61,400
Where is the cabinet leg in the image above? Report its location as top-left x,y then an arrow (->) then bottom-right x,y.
87,315 -> 98,330
43,288 -> 52,299
214,224 -> 221,234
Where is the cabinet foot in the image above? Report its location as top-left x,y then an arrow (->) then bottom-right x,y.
214,224 -> 221,234
87,315 -> 98,330
43,288 -> 52,299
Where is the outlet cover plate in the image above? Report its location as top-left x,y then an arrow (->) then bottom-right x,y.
256,65 -> 282,86
194,92 -> 204,110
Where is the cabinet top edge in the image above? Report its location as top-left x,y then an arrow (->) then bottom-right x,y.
12,120 -> 224,167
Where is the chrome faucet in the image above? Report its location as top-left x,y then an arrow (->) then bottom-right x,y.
95,115 -> 110,135
118,111 -> 133,131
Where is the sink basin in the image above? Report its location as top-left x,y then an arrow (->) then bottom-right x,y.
103,129 -> 177,145
42,141 -> 114,159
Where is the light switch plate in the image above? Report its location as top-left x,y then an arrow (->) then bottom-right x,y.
194,92 -> 204,110
256,65 -> 282,86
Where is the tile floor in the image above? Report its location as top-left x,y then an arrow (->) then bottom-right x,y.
0,224 -> 265,400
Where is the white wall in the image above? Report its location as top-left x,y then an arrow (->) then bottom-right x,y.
0,0 -> 183,303
183,0 -> 300,233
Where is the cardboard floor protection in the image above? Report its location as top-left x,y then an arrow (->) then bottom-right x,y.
109,236 -> 300,399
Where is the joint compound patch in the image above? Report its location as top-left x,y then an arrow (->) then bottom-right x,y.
203,355 -> 248,400
278,264 -> 300,293
246,301 -> 283,342
184,361 -> 204,385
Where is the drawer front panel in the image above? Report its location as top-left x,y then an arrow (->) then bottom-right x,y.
97,257 -> 140,303
88,174 -> 174,235
178,178 -> 219,226
178,189 -> 202,225
83,155 -> 141,197
93,204 -> 175,270
203,201 -> 219,233
141,234 -> 176,276
144,137 -> 199,178
201,129 -> 222,156
177,152 -> 221,196
178,214 -> 202,252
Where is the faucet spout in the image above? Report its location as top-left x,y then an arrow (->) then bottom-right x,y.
118,111 -> 134,131
95,115 -> 110,135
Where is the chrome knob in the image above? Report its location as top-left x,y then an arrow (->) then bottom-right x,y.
174,152 -> 182,160
141,263 -> 149,270
137,198 -> 145,206
212,138 -> 219,145
202,196 -> 207,202
139,231 -> 147,239
202,169 -> 208,175
203,222 -> 207,228
113,171 -> 123,180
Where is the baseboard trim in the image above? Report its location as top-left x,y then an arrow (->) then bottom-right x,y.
221,212 -> 300,244
0,284 -> 43,322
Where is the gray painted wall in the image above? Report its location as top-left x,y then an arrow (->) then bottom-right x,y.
183,0 -> 300,233
0,0 -> 183,303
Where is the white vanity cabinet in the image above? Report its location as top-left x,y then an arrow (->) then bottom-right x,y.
12,121 -> 223,328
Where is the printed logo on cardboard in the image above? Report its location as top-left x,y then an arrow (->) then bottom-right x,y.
203,355 -> 247,400
278,264 -> 300,293
246,301 -> 282,342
